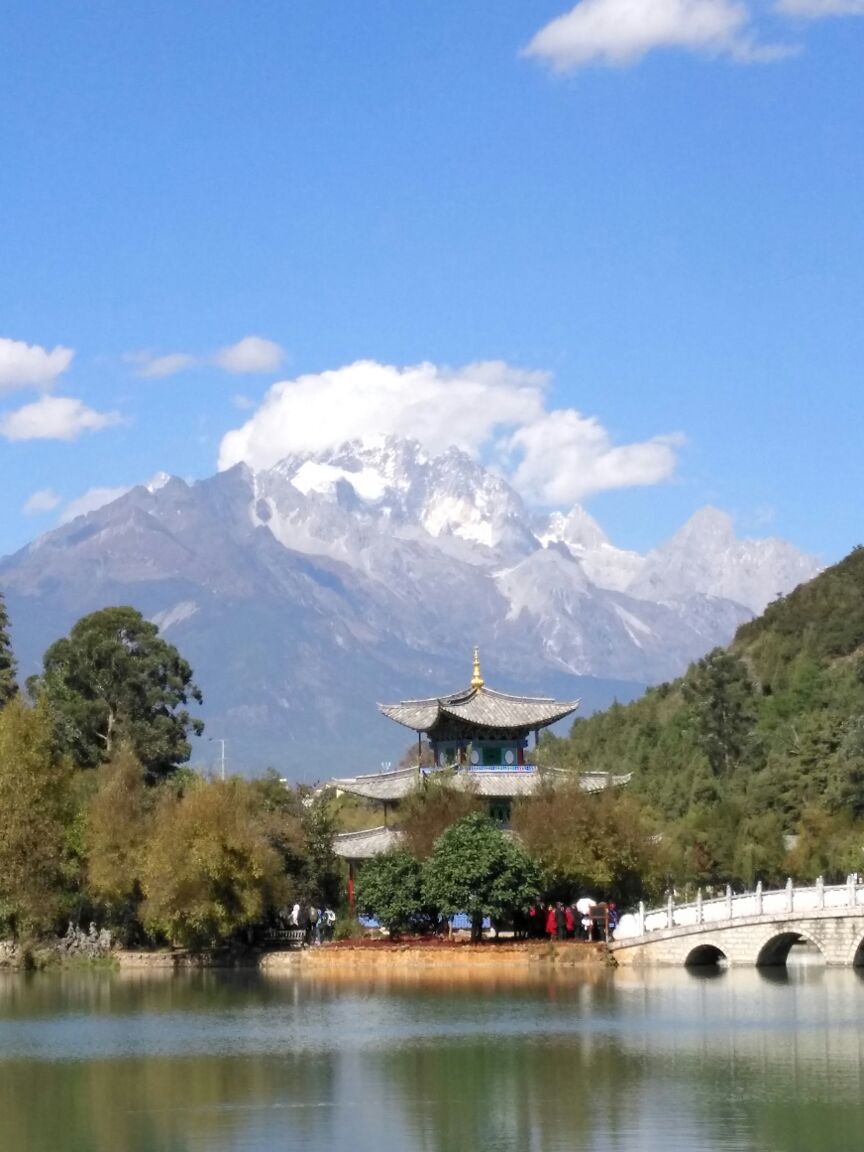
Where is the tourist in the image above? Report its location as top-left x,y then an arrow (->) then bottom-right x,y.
608,902 -> 619,937
309,905 -> 320,945
290,902 -> 300,927
564,903 -> 575,938
555,902 -> 567,940
581,913 -> 594,941
545,904 -> 557,938
323,908 -> 336,941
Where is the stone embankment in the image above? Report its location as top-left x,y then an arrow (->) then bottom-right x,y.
262,939 -> 612,976
3,937 -> 613,974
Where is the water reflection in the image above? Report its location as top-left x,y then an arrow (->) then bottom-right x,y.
1,966 -> 863,1152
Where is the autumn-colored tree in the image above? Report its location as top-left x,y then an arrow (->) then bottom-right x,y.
785,806 -> 864,883
512,781 -> 666,904
139,778 -> 288,949
399,774 -> 484,860
85,743 -> 153,941
0,699 -> 72,937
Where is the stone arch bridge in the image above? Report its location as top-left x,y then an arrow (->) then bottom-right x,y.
611,878 -> 864,967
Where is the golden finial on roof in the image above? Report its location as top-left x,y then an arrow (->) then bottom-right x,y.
471,646 -> 484,690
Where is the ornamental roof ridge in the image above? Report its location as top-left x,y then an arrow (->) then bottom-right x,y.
377,685 -> 475,709
329,764 -> 419,786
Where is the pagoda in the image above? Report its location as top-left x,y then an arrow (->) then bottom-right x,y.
328,651 -> 630,872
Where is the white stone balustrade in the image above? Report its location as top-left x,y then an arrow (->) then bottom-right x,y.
614,877 -> 864,940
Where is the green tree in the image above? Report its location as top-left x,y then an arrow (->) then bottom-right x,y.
682,649 -> 756,777
31,606 -> 203,779
0,592 -> 18,708
0,699 -> 73,937
139,777 -> 288,949
422,812 -> 541,941
298,792 -> 342,907
356,851 -> 436,936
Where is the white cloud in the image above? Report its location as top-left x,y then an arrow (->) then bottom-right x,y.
0,337 -> 74,393
524,0 -> 791,69
22,488 -> 62,515
218,360 -> 547,471
127,335 -> 285,378
214,336 -> 284,375
218,358 -> 680,506
58,486 -> 131,524
507,410 -> 681,503
776,0 -> 864,15
0,395 -> 122,441
128,351 -> 199,379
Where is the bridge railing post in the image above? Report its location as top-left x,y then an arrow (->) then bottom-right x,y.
786,876 -> 794,913
696,888 -> 703,925
638,901 -> 645,935
848,874 -> 856,908
726,884 -> 733,920
817,875 -> 825,909
755,880 -> 763,916
667,892 -> 674,929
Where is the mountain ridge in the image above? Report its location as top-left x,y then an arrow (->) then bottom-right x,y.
0,436 -> 821,777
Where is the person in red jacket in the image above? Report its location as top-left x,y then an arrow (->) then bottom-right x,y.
545,904 -> 557,938
564,903 -> 575,938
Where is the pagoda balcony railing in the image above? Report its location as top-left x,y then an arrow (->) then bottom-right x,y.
428,761 -> 538,774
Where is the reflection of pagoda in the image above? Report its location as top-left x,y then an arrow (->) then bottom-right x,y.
329,651 -> 630,878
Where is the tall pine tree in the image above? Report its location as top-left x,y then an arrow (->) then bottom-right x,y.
0,592 -> 18,708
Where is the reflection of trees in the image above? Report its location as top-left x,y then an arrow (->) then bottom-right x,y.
0,968 -> 341,1020
0,1053 -> 336,1152
377,1023 -> 645,1151
4,969 -> 864,1152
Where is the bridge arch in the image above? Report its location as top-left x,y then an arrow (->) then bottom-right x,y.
684,943 -> 728,968
850,932 -> 864,967
755,929 -> 825,968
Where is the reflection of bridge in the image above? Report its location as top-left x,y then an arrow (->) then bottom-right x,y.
611,878 -> 864,967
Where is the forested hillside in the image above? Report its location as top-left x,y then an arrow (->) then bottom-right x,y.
543,547 -> 864,885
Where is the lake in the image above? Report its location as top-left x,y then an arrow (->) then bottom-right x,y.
1,959 -> 863,1151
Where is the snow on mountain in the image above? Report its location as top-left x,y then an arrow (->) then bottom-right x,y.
537,506 -> 646,593
0,436 -> 822,774
493,546 -> 751,683
627,507 -> 821,614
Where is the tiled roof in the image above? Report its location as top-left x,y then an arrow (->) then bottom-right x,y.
328,765 -> 422,801
326,765 -> 632,803
333,826 -> 405,859
579,771 -> 633,793
379,684 -> 580,733
447,768 -> 632,797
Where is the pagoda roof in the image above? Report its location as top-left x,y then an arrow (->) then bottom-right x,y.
333,825 -> 404,860
378,684 -> 580,734
323,764 -> 631,803
328,765 -> 421,802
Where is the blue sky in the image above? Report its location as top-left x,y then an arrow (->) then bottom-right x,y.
1,0 -> 862,562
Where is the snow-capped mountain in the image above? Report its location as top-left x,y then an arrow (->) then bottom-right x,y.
626,507 -> 819,614
0,436 -> 821,775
